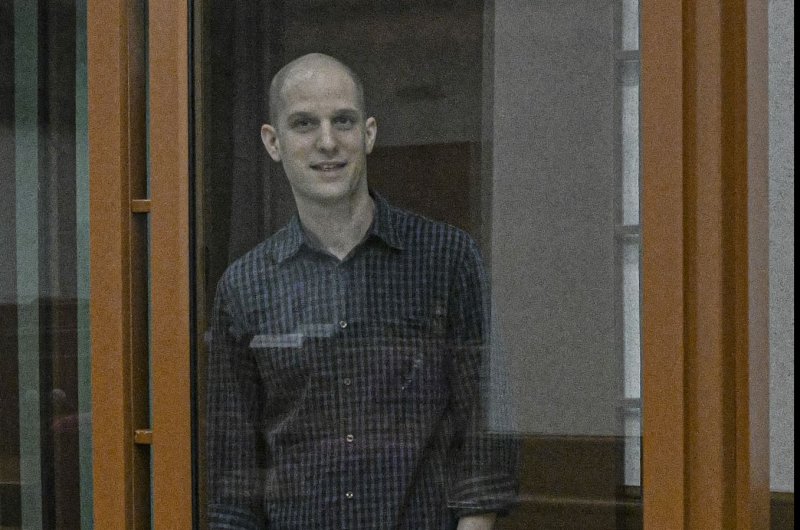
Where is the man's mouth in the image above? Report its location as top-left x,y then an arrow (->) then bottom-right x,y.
310,161 -> 347,172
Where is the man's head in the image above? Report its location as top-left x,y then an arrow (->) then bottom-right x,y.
261,53 -> 377,208
268,54 -> 366,123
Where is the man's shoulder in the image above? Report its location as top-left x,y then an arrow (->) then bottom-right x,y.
385,200 -> 480,256
218,225 -> 292,286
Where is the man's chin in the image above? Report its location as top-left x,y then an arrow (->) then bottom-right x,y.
295,184 -> 365,206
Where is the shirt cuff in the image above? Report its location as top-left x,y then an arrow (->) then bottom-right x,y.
447,473 -> 519,519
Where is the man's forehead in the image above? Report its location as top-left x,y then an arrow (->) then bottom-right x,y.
281,63 -> 358,98
278,71 -> 362,120
280,88 -> 361,117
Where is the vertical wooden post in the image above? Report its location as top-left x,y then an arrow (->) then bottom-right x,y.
641,0 -> 686,525
148,0 -> 193,527
641,0 -> 770,528
88,0 -> 150,528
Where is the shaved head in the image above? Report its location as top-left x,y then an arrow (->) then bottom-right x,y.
269,53 -> 366,125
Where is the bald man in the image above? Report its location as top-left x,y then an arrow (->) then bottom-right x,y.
207,54 -> 517,530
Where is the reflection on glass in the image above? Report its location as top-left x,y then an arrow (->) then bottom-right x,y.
622,0 -> 640,51
622,61 -> 641,227
194,1 -> 643,528
14,0 -> 43,526
623,240 -> 642,399
0,0 -> 92,528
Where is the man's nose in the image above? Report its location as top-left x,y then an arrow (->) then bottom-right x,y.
315,122 -> 337,153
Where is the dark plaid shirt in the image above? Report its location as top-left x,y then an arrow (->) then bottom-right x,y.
207,193 -> 517,530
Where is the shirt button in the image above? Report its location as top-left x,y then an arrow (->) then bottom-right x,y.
345,434 -> 354,443
345,491 -> 354,499
343,378 -> 352,386
339,320 -> 348,329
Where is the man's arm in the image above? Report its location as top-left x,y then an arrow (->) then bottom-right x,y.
207,275 -> 266,529
446,235 -> 519,522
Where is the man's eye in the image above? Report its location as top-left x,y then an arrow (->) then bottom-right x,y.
291,119 -> 314,129
333,116 -> 355,128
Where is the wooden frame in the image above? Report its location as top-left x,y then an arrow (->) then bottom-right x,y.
88,0 -> 150,528
88,0 -> 770,527
148,0 -> 193,528
89,0 -> 192,527
641,0 -> 770,528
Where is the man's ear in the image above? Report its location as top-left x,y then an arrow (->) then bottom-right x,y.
261,124 -> 282,162
364,117 -> 377,155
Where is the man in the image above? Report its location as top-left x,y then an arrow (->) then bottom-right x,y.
207,53 -> 517,530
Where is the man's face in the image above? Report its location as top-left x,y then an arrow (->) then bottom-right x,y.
261,64 -> 377,208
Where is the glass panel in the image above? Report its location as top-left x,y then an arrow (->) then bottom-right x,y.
0,1 -> 92,528
193,1 -> 642,528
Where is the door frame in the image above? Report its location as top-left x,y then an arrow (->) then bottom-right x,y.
87,0 -> 770,528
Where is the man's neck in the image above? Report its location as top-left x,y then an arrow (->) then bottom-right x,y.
296,191 -> 375,261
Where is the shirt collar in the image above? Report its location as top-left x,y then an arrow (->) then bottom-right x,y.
271,190 -> 404,264
368,191 -> 405,252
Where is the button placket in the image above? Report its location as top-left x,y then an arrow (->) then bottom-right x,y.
335,264 -> 349,328
336,264 -> 357,520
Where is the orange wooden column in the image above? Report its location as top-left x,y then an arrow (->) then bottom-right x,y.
641,0 -> 770,528
148,0 -> 193,527
88,0 -> 151,528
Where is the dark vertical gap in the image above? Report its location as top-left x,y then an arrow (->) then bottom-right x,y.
681,0 -> 697,526
54,0 -> 79,523
189,0 -> 199,526
126,0 -> 152,526
719,2 -> 745,526
0,1 -> 21,526
38,0 -> 80,527
201,0 -> 234,312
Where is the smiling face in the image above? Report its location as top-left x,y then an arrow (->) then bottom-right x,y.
261,58 -> 377,210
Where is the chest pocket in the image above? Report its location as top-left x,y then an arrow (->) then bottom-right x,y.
363,312 -> 449,403
250,333 -> 311,398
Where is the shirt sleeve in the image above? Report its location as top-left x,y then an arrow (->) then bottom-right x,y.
207,274 -> 267,529
445,235 -> 520,520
